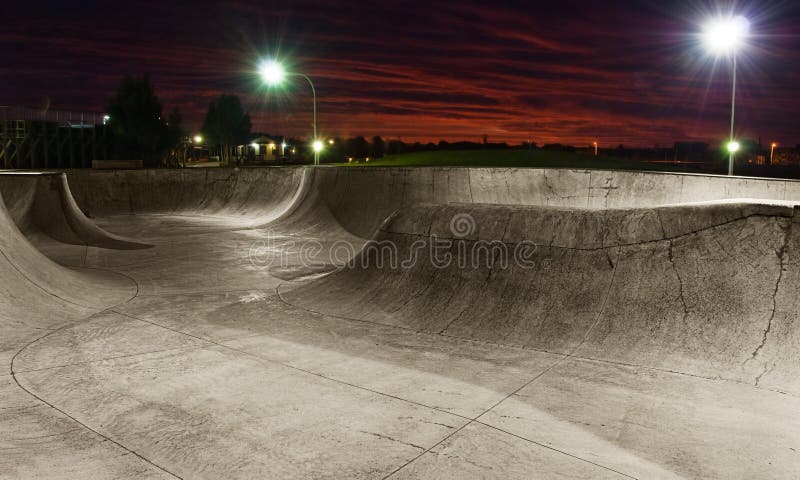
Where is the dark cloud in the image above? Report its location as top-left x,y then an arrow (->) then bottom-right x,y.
1,0 -> 798,146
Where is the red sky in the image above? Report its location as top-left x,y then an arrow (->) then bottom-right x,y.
1,0 -> 799,147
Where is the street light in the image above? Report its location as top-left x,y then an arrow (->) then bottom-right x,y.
771,142 -> 778,164
259,60 -> 286,85
259,59 -> 320,165
702,15 -> 750,175
193,135 -> 203,144
593,141 -> 598,157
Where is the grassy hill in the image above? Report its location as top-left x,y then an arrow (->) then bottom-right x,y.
335,149 -> 714,173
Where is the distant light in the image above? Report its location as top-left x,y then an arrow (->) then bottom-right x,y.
772,142 -> 778,148
703,16 -> 750,56
281,142 -> 287,149
328,139 -> 335,145
727,140 -> 741,153
365,157 -> 370,162
251,143 -> 259,149
102,115 -> 111,125
194,135 -> 203,144
259,60 -> 286,86
312,140 -> 324,153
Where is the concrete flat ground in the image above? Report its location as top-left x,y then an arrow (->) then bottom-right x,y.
2,168 -> 800,479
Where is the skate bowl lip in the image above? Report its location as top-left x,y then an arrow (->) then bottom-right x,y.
6,164 -> 795,184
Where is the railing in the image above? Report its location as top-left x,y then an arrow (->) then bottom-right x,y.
0,106 -> 108,126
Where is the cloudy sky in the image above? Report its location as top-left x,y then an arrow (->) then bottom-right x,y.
2,0 -> 798,146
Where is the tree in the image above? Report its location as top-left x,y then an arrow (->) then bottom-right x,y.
106,75 -> 173,166
345,136 -> 370,158
162,107 -> 186,167
370,136 -> 385,158
386,140 -> 405,155
201,95 -> 252,165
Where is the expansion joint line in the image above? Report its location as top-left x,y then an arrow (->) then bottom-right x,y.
7,269 -> 183,479
382,246 -> 634,480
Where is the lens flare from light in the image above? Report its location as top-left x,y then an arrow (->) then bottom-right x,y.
703,16 -> 750,56
259,60 -> 286,85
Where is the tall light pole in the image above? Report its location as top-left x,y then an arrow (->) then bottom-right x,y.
702,15 -> 750,176
259,60 -> 323,165
771,142 -> 778,164
593,141 -> 598,157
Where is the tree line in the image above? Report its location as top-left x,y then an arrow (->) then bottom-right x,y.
105,75 -> 513,167
106,75 -> 253,167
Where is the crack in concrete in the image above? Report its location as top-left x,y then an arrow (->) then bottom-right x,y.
438,240 -> 504,335
542,171 -> 583,201
388,212 -> 788,253
358,431 -> 426,451
748,218 -> 791,386
667,240 -> 690,329
9,427 -> 82,441
655,210 -> 667,239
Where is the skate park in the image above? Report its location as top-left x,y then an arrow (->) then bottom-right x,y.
1,166 -> 799,479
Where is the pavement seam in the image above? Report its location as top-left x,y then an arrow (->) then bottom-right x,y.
12,344 -> 206,375
7,268 -> 184,479
108,309 -> 474,423
13,325 -> 304,376
0,248 -> 107,310
379,246 -> 634,480
9,313 -> 184,479
276,284 -> 800,398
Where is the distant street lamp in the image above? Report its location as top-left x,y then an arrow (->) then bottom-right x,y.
702,15 -> 750,176
259,59 -> 322,165
193,135 -> 203,144
771,142 -> 778,164
593,141 -> 598,157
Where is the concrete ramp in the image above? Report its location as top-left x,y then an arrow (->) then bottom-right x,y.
66,168 -> 311,234
283,201 -> 800,395
0,188 -> 136,334
0,173 -> 151,249
3,167 -> 800,479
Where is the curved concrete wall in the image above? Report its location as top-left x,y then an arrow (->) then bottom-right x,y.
65,168 -> 307,218
64,167 -> 800,239
284,201 -> 800,395
0,173 -> 149,249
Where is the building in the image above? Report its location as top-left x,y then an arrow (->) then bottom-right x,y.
238,136 -> 294,163
772,148 -> 800,167
0,106 -> 110,168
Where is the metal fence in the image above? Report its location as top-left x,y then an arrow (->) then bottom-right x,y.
0,106 -> 108,127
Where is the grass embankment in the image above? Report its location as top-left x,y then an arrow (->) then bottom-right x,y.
336,149 -> 713,173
